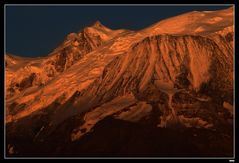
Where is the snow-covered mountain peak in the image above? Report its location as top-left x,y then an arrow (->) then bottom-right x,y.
141,6 -> 233,36
5,7 -> 234,156
87,20 -> 113,33
92,20 -> 105,28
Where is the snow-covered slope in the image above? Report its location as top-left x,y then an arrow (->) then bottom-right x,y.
5,21 -> 128,99
6,7 -> 234,157
142,6 -> 233,36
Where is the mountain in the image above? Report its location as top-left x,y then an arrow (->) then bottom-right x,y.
6,21 -> 128,99
5,7 -> 234,157
142,6 -> 233,35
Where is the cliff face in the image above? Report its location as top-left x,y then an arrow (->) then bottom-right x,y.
6,7 -> 234,157
60,33 -> 232,141
85,34 -> 232,96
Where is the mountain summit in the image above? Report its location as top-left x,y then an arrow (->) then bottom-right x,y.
92,20 -> 106,28
6,7 -> 234,157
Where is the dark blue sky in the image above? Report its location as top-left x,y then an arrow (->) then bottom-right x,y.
6,5 -> 231,57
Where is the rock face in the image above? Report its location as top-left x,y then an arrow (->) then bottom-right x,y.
5,7 -> 234,157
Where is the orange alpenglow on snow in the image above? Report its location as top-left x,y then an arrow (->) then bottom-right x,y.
6,7 -> 234,157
